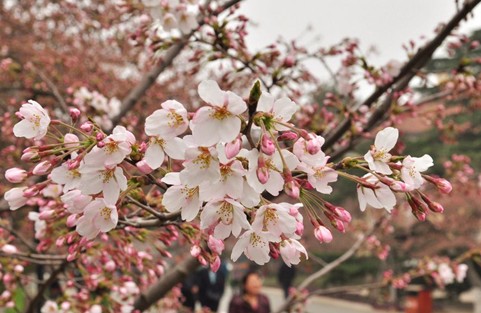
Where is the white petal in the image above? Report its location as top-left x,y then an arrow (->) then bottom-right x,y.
256,93 -> 274,113
198,80 -> 225,106
13,120 -> 37,139
145,142 -> 165,169
375,127 -> 398,151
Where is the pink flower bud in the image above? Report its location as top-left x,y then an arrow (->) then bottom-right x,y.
96,132 -> 105,141
289,206 -> 299,216
333,220 -> 346,233
278,131 -> 298,141
198,255 -> 207,266
32,161 -> 52,175
69,107 -> 81,121
256,156 -> 269,183
225,137 -> 242,159
67,253 -> 77,262
190,245 -> 201,257
66,214 -> 78,227
5,168 -> 28,183
210,255 -> 221,273
64,133 -> 79,144
67,159 -> 80,170
1,244 -> 18,255
23,186 -> 39,197
97,141 -> 105,148
80,122 -> 93,133
334,207 -> 352,223
284,180 -> 300,199
14,265 -> 24,273
56,237 -> 66,247
435,178 -> 452,194
295,222 -> 304,236
208,235 -> 225,255
38,209 -> 55,220
136,160 -> 153,174
105,260 -> 116,272
283,55 -> 296,68
21,148 -> 39,162
261,134 -> 276,155
314,226 -> 333,243
306,136 -> 321,155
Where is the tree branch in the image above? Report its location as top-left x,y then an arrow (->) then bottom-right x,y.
133,254 -> 200,311
323,0 -> 481,150
109,0 -> 244,128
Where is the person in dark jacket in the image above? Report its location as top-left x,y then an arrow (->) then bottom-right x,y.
277,263 -> 296,299
228,271 -> 271,313
196,266 -> 227,312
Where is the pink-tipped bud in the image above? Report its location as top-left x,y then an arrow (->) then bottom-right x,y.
66,214 -> 78,227
334,207 -> 352,223
283,55 -> 296,68
225,137 -> 242,159
306,136 -> 321,155
56,237 -> 65,247
32,161 -> 51,175
295,222 -> 304,236
66,253 -> 77,262
80,122 -> 93,133
38,209 -> 55,220
256,157 -> 269,184
97,141 -> 105,148
105,260 -> 116,272
197,255 -> 207,266
23,186 -> 39,197
67,159 -> 80,170
5,168 -> 27,183
210,255 -> 221,273
21,148 -> 39,162
96,133 -> 105,141
261,134 -> 276,156
314,226 -> 333,243
420,194 -> 444,213
208,235 -> 225,255
1,244 -> 18,255
190,245 -> 201,257
284,180 -> 300,199
69,107 -> 81,121
332,219 -> 346,233
136,160 -> 153,174
278,131 -> 298,141
64,133 -> 79,144
436,178 -> 452,194
289,206 -> 299,216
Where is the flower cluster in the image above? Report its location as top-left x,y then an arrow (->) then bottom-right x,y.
4,80 -> 450,268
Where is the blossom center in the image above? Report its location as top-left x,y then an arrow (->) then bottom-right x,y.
249,232 -> 266,248
102,169 -> 115,183
373,149 -> 390,162
105,140 -> 119,155
193,148 -> 212,169
167,111 -> 184,128
262,208 -> 278,230
210,106 -> 231,120
216,201 -> 233,224
100,207 -> 112,221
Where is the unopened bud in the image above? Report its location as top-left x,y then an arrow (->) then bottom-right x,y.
260,134 -> 276,156
334,207 -> 352,223
1,244 -> 18,255
21,148 -> 39,162
64,133 -> 79,144
38,209 -> 55,220
225,137 -> 241,159
32,161 -> 51,175
278,131 -> 298,141
314,226 -> 333,243
69,107 -> 81,121
5,168 -> 28,183
190,245 -> 201,257
208,235 -> 225,255
66,214 -> 78,227
284,179 -> 300,199
80,122 -> 93,133
210,255 -> 221,273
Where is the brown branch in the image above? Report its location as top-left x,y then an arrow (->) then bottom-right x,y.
109,0 -> 244,129
24,260 -> 68,313
323,0 -> 481,150
133,254 -> 200,311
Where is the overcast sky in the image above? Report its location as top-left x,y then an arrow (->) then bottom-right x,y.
239,0 -> 481,66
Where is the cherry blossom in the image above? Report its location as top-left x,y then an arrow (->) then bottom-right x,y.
401,155 -> 434,189
76,198 -> 118,239
78,165 -> 128,205
13,100 -> 51,140
231,230 -> 273,265
83,126 -> 135,167
161,172 -> 201,222
4,187 -> 28,210
256,92 -> 298,131
51,160 -> 82,192
200,198 -> 250,239
251,203 -> 297,237
364,127 -> 399,175
145,100 -> 189,139
190,80 -> 247,146
357,174 -> 397,213
279,239 -> 308,267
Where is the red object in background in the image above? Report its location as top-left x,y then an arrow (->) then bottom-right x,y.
405,290 -> 432,313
